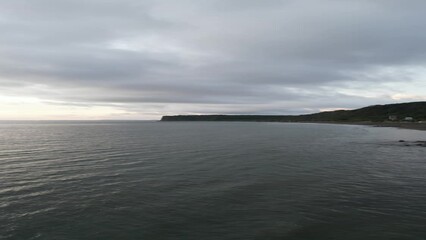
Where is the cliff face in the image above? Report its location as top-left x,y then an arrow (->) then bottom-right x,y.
161,102 -> 426,122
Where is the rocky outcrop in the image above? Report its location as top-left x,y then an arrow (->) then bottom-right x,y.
398,140 -> 426,147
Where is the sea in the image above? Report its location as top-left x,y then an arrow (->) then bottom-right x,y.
1,121 -> 425,240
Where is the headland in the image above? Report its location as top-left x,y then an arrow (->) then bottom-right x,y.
161,102 -> 426,131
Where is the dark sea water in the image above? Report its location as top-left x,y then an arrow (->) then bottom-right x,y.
1,121 -> 426,240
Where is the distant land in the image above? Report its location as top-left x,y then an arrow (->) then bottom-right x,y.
161,102 -> 426,128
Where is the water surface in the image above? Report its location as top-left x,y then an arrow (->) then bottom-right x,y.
1,121 -> 425,239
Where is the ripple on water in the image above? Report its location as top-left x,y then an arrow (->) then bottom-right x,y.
1,122 -> 426,240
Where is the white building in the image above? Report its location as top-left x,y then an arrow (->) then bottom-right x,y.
388,115 -> 397,121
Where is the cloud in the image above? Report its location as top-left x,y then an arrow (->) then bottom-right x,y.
0,0 -> 425,119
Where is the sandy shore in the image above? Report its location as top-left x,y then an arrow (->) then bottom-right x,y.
311,121 -> 426,131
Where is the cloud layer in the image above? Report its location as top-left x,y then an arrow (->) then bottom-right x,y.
1,0 -> 426,119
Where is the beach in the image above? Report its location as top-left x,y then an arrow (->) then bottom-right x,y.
323,122 -> 426,131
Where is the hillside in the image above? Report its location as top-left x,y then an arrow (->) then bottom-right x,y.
161,102 -> 426,122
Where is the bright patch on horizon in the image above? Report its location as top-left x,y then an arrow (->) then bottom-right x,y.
0,95 -> 143,120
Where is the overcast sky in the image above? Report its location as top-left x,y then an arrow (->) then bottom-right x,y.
1,0 -> 425,120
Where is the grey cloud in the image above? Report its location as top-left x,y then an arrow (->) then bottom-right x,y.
0,0 -> 425,117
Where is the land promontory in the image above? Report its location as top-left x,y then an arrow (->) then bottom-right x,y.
161,102 -> 426,127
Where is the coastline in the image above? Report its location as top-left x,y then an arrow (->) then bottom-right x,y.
298,121 -> 426,131
161,119 -> 426,131
160,102 -> 426,131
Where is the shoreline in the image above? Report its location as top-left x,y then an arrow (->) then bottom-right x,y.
288,121 -> 426,131
161,120 -> 426,131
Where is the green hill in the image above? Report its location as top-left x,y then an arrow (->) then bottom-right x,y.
161,102 -> 426,122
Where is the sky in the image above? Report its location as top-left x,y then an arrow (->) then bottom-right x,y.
0,0 -> 426,120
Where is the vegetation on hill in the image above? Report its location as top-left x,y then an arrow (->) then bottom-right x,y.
161,102 -> 426,122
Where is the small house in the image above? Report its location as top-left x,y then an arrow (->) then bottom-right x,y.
388,115 -> 397,121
